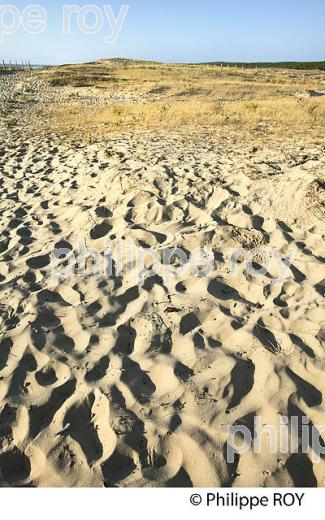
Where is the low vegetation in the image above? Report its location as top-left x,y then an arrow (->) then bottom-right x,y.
199,61 -> 325,71
37,60 -> 325,140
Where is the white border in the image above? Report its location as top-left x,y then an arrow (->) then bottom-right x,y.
0,488 -> 322,519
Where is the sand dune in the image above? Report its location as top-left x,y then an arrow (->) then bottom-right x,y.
0,70 -> 324,487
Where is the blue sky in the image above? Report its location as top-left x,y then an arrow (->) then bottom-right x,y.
0,0 -> 324,64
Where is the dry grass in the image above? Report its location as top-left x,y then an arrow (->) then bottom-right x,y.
41,97 -> 325,139
38,60 -> 325,139
42,61 -> 325,91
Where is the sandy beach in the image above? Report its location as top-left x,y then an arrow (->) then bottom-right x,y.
0,63 -> 325,487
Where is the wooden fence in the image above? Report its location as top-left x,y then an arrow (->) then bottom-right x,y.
0,60 -> 33,71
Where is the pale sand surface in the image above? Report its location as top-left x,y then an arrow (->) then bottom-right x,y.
0,70 -> 324,487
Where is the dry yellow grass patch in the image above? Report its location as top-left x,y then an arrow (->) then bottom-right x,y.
40,97 -> 325,139
41,61 -> 325,93
37,61 -> 325,140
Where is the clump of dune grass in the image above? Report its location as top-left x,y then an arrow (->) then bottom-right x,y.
39,95 -> 325,140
